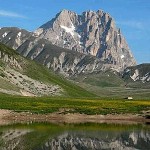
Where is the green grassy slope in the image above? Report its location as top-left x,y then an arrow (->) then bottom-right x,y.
0,43 -> 95,97
71,71 -> 150,99
0,77 -> 19,91
78,83 -> 150,100
71,71 -> 125,87
1,42 -> 149,99
0,43 -> 149,116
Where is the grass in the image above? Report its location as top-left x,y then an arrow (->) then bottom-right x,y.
0,94 -> 149,115
71,68 -> 150,99
0,43 -> 95,97
0,43 -> 20,56
23,59 -> 96,97
71,71 -> 125,87
0,43 -> 149,117
0,77 -> 20,92
78,82 -> 150,100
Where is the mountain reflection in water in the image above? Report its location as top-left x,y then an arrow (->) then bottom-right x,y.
0,123 -> 150,150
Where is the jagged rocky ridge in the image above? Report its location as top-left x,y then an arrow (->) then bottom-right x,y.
0,27 -> 112,77
0,9 -> 136,76
35,9 -> 136,69
123,64 -> 150,83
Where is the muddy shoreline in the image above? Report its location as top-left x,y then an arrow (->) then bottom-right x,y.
0,109 -> 150,125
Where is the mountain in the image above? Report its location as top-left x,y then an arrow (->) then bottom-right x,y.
35,9 -> 136,70
0,27 -> 114,77
0,9 -> 149,97
0,43 -> 94,97
122,63 -> 150,89
123,64 -> 150,82
1,42 -> 149,99
0,9 -> 136,77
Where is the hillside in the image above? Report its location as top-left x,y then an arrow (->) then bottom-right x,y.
0,27 -> 112,76
0,42 -> 149,99
70,68 -> 150,99
0,9 -> 137,77
122,64 -> 150,88
0,43 -> 94,97
0,9 -> 149,100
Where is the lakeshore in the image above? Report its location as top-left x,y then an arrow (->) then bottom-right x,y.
1,109 -> 150,125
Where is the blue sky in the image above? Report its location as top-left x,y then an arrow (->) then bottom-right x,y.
0,0 -> 150,64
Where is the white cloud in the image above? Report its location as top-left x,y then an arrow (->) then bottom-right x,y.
0,10 -> 27,18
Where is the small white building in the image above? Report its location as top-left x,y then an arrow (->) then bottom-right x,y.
126,97 -> 133,100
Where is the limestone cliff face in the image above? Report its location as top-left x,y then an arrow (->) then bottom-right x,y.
123,64 -> 150,83
0,28 -> 111,77
0,50 -> 22,70
35,9 -> 136,70
0,9 -> 137,76
0,27 -> 31,50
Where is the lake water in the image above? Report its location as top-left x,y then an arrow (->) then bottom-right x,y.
0,123 -> 150,150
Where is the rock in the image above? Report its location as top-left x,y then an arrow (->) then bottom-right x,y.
35,9 -> 136,70
0,9 -> 137,76
123,64 -> 150,83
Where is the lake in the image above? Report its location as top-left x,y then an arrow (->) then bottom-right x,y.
0,123 -> 150,150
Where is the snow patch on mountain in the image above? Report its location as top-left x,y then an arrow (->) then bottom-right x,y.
2,32 -> 8,38
34,28 -> 43,36
121,55 -> 125,59
35,9 -> 136,71
60,23 -> 75,37
17,32 -> 22,38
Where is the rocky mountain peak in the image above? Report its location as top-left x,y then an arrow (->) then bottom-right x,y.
38,9 -> 77,31
54,9 -> 78,29
34,9 -> 136,71
0,9 -> 137,75
58,9 -> 76,17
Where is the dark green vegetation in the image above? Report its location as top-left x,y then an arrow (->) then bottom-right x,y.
0,94 -> 150,115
